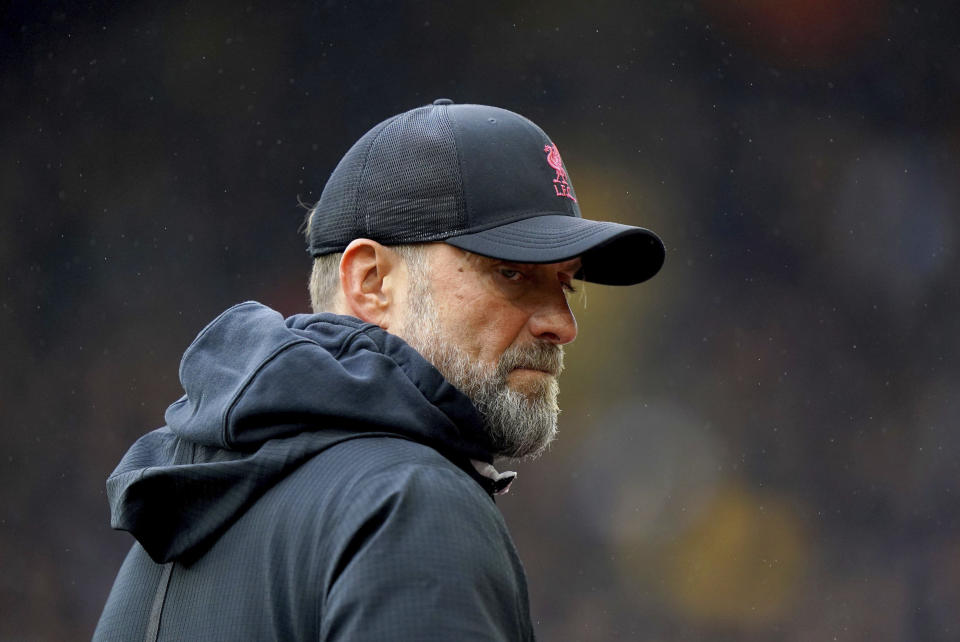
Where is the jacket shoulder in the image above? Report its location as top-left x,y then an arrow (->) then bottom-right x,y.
291,435 -> 497,523
302,437 -> 533,640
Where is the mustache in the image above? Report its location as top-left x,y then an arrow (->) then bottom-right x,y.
497,342 -> 565,377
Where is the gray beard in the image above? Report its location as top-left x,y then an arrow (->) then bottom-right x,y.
402,287 -> 563,460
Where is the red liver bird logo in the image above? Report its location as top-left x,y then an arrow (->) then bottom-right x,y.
543,143 -> 577,202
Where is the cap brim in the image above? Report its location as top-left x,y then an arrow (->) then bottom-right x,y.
444,215 -> 665,285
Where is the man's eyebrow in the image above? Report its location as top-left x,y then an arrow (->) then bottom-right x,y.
556,258 -> 583,274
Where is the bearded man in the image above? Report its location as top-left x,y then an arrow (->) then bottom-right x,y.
94,100 -> 664,641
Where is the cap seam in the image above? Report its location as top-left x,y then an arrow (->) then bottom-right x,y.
352,115 -> 402,239
447,210 -> 575,236
447,106 -> 471,231
479,227 -> 612,247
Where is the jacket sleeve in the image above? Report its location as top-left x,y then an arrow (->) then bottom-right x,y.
319,462 -> 534,641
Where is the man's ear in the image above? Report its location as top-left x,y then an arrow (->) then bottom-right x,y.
339,239 -> 406,330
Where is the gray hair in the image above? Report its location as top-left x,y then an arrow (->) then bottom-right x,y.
305,210 -> 432,312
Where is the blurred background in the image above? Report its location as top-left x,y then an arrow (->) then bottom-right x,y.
2,1 -> 958,639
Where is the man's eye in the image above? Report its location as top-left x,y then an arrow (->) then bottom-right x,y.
499,268 -> 523,281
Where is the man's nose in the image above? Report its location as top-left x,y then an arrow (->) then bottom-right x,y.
529,289 -> 578,345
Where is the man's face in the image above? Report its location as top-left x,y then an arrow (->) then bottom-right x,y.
400,243 -> 580,459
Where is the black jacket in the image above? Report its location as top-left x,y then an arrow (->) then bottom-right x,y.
94,302 -> 534,641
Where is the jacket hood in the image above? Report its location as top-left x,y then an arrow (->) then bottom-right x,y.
107,302 -> 495,562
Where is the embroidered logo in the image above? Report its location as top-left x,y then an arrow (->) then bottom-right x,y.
543,143 -> 577,202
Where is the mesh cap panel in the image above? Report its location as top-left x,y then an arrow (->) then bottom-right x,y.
309,106 -> 465,255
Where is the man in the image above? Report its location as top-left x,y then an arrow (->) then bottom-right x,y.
94,99 -> 664,641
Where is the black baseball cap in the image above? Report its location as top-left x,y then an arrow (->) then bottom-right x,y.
308,99 -> 664,285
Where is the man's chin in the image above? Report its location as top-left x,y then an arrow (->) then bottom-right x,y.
498,421 -> 558,461
506,368 -> 555,398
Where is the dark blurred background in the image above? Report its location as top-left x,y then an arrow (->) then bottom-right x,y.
3,1 -> 959,639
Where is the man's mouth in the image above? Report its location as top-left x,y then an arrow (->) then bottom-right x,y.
500,342 -> 564,379
512,366 -> 557,376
